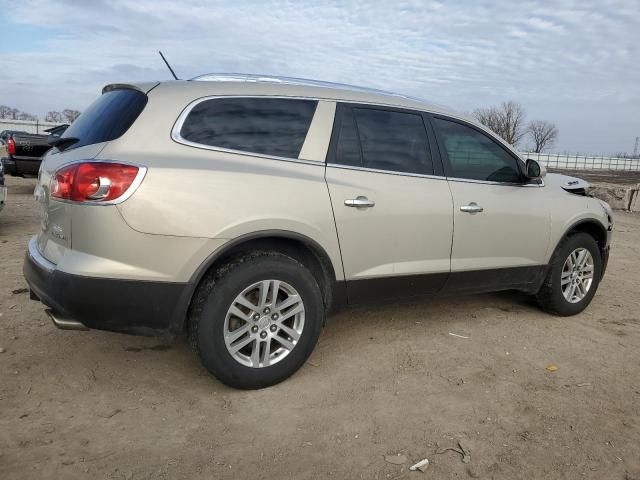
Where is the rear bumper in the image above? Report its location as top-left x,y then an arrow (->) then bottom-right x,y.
23,237 -> 191,336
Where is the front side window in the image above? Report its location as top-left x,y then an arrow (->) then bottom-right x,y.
179,97 -> 318,159
433,117 -> 522,183
334,106 -> 433,175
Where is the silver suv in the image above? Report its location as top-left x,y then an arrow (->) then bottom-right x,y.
24,74 -> 613,389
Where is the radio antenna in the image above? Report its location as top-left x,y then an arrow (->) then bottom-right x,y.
158,50 -> 179,80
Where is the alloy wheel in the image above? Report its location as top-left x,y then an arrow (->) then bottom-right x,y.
223,280 -> 305,368
561,248 -> 594,303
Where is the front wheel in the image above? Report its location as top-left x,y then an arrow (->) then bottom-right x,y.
536,232 -> 602,316
189,253 -> 324,389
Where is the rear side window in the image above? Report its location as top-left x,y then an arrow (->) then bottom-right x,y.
334,106 -> 433,175
60,89 -> 147,150
433,117 -> 522,183
179,98 -> 318,159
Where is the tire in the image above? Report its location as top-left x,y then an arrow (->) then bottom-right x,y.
536,232 -> 602,316
188,252 -> 324,389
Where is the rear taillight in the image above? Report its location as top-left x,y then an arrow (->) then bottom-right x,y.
7,138 -> 16,155
51,162 -> 142,203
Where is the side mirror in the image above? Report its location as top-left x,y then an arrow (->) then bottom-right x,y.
525,159 -> 546,179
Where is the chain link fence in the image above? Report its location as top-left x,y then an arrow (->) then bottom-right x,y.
0,118 -> 61,135
522,152 -> 640,171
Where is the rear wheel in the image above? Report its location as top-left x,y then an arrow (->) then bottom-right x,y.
536,232 -> 602,316
189,252 -> 324,389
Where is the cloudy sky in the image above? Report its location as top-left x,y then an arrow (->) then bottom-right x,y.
1,0 -> 638,154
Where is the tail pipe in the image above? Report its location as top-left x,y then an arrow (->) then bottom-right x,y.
45,309 -> 89,331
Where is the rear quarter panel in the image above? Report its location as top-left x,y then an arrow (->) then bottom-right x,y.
98,84 -> 344,281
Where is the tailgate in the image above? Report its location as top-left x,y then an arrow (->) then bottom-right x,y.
13,134 -> 51,160
34,143 -> 108,264
34,85 -> 151,264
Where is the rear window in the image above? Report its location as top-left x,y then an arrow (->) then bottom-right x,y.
179,97 -> 318,159
60,89 -> 147,150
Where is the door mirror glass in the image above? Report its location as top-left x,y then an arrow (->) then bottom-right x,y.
525,159 -> 545,179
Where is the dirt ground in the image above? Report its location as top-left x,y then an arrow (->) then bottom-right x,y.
1,175 -> 639,480
549,168 -> 640,185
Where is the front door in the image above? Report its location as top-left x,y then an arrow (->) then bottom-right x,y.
430,115 -> 550,292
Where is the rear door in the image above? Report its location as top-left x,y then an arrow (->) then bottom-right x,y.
325,104 -> 453,303
430,115 -> 550,292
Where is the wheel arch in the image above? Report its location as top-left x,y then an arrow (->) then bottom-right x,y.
556,218 -> 608,263
180,230 -> 343,331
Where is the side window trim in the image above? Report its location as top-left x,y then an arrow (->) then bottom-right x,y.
348,106 -> 365,167
326,103 -> 360,166
420,112 -> 445,177
333,104 -> 364,167
428,113 -> 526,184
326,102 -> 447,179
171,95 -> 323,165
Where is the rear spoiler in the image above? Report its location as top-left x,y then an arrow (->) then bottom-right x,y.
102,82 -> 160,95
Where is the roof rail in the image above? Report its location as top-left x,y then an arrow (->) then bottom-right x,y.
190,73 -> 412,99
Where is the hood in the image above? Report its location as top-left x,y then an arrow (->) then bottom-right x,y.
544,173 -> 590,194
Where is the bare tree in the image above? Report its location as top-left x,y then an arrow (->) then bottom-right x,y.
0,106 -> 20,120
62,109 -> 81,123
16,112 -> 38,121
0,105 -> 14,119
45,111 -> 64,123
473,101 -> 527,146
44,109 -> 80,123
0,105 -> 39,121
527,120 -> 558,153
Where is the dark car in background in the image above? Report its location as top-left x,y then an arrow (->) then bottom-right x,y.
0,158 -> 6,212
0,126 -> 68,177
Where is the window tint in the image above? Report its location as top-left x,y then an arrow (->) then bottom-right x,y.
335,109 -> 362,167
180,98 -> 317,159
335,107 -> 432,175
433,118 -> 522,183
61,89 -> 147,150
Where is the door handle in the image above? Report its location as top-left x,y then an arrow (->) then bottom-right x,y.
460,202 -> 483,214
345,196 -> 375,208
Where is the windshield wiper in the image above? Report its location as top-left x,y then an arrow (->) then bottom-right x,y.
48,136 -> 79,150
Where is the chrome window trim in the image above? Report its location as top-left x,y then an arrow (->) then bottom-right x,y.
326,162 -> 446,181
446,176 -> 545,187
171,95 -> 463,164
326,163 -> 544,186
49,159 -> 148,206
171,95 -> 326,166
170,95 -> 535,178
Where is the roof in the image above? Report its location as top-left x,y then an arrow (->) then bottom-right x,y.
185,73 -> 453,115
